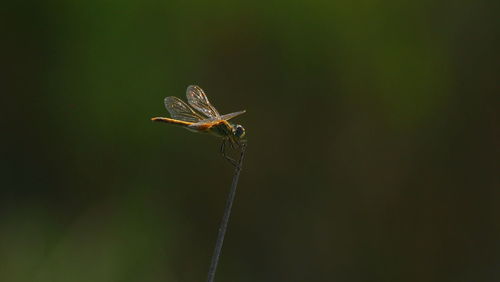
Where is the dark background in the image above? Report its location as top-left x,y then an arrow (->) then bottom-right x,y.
2,1 -> 499,281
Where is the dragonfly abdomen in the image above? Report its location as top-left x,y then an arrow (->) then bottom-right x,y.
151,117 -> 192,126
187,120 -> 232,138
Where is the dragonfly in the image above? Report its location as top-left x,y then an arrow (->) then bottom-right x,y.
151,85 -> 246,166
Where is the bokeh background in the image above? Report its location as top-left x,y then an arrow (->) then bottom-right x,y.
2,1 -> 499,281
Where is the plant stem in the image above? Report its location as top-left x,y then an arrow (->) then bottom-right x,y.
206,144 -> 247,282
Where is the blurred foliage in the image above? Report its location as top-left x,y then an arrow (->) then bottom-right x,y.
1,0 -> 499,281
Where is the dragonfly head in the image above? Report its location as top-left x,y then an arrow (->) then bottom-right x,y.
233,124 -> 246,139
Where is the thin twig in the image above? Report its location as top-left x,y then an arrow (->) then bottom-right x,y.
206,143 -> 247,282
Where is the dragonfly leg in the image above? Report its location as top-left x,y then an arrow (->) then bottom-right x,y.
237,139 -> 247,150
220,139 -> 239,168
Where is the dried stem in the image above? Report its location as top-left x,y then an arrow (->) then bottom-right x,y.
206,143 -> 247,282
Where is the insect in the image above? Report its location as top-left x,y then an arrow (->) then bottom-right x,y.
151,85 -> 246,166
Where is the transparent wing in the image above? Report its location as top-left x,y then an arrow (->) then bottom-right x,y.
186,85 -> 220,119
187,110 -> 245,128
220,110 -> 246,121
164,96 -> 204,122
188,116 -> 218,126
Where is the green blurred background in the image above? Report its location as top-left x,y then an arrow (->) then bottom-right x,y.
2,0 -> 499,281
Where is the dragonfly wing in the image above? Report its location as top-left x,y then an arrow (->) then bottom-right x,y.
220,110 -> 246,121
188,117 -> 219,127
186,85 -> 221,119
164,96 -> 204,122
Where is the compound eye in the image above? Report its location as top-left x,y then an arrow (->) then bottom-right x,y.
235,125 -> 245,138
